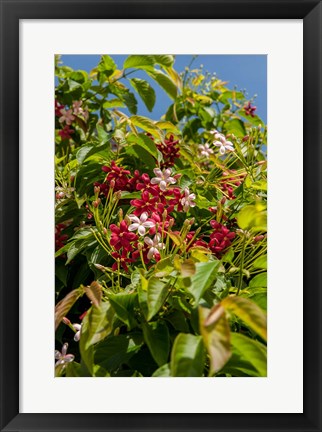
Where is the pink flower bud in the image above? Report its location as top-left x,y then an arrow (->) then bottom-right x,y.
62,317 -> 71,325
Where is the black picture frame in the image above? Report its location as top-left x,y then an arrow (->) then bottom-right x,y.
1,1 -> 321,431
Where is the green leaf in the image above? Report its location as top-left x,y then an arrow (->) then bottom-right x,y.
81,301 -> 115,349
199,305 -> 231,375
222,295 -> 267,341
121,91 -> 138,115
109,292 -> 138,329
249,272 -> 267,288
130,78 -> 156,112
188,260 -> 220,302
128,133 -> 159,159
231,332 -> 267,376
153,55 -> 174,67
236,203 -> 267,232
239,112 -> 264,127
146,277 -> 169,321
155,121 -> 180,135
143,321 -> 170,367
170,333 -> 205,377
129,115 -> 163,139
152,363 -> 171,377
125,144 -> 156,170
102,98 -> 125,109
224,119 -> 246,138
123,55 -> 155,70
146,69 -> 178,100
97,55 -> 117,77
219,352 -> 260,377
252,255 -> 267,270
94,334 -> 143,372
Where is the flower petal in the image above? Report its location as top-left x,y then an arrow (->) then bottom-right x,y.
144,237 -> 153,246
138,225 -> 146,236
128,223 -> 139,232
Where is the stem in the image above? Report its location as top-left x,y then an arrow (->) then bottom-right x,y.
237,234 -> 247,295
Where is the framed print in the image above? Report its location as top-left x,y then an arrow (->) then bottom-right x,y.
0,0 -> 321,431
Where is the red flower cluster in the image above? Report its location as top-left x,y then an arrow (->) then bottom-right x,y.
109,220 -> 138,271
209,220 -> 235,258
59,125 -> 74,140
96,162 -> 152,196
156,134 -> 180,168
244,102 -> 256,118
55,223 -> 68,251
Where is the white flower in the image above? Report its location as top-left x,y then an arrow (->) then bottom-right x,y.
151,168 -> 177,191
213,133 -> 234,155
198,143 -> 214,158
144,234 -> 165,260
59,108 -> 75,125
55,343 -> 74,367
180,188 -> 196,212
128,212 -> 155,236
72,100 -> 83,115
72,323 -> 82,342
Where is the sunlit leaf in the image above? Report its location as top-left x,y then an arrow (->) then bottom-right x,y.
130,78 -> 156,112
222,295 -> 267,341
199,305 -> 231,375
170,333 -> 205,377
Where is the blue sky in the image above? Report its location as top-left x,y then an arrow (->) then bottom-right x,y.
60,54 -> 267,123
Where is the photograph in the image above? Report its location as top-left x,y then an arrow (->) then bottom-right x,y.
54,54 -> 268,378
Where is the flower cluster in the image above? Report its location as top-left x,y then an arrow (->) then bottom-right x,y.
55,99 -> 89,141
209,220 -> 236,257
55,223 -> 68,251
155,134 -> 180,168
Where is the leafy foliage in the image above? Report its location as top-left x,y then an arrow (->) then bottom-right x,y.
55,54 -> 267,377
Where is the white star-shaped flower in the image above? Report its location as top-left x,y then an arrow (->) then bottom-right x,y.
128,212 -> 155,236
59,108 -> 75,125
213,133 -> 234,155
180,187 -> 196,212
198,143 -> 214,158
144,234 -> 165,260
55,343 -> 74,367
151,168 -> 177,191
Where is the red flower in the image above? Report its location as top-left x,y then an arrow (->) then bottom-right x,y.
58,125 -> 74,140
130,190 -> 160,216
102,161 -> 131,192
156,134 -> 180,168
244,102 -> 257,118
111,250 -> 134,272
209,220 -> 235,257
110,220 -> 138,251
55,223 -> 68,251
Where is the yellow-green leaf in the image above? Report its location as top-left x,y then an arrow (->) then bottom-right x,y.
222,295 -> 267,341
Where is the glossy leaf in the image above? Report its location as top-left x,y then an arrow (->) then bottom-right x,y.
231,332 -> 267,376
188,260 -> 220,302
147,277 -> 169,321
222,295 -> 267,341
170,333 -> 205,377
130,78 -> 156,112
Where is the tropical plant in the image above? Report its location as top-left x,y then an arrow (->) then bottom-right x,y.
55,54 -> 267,377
